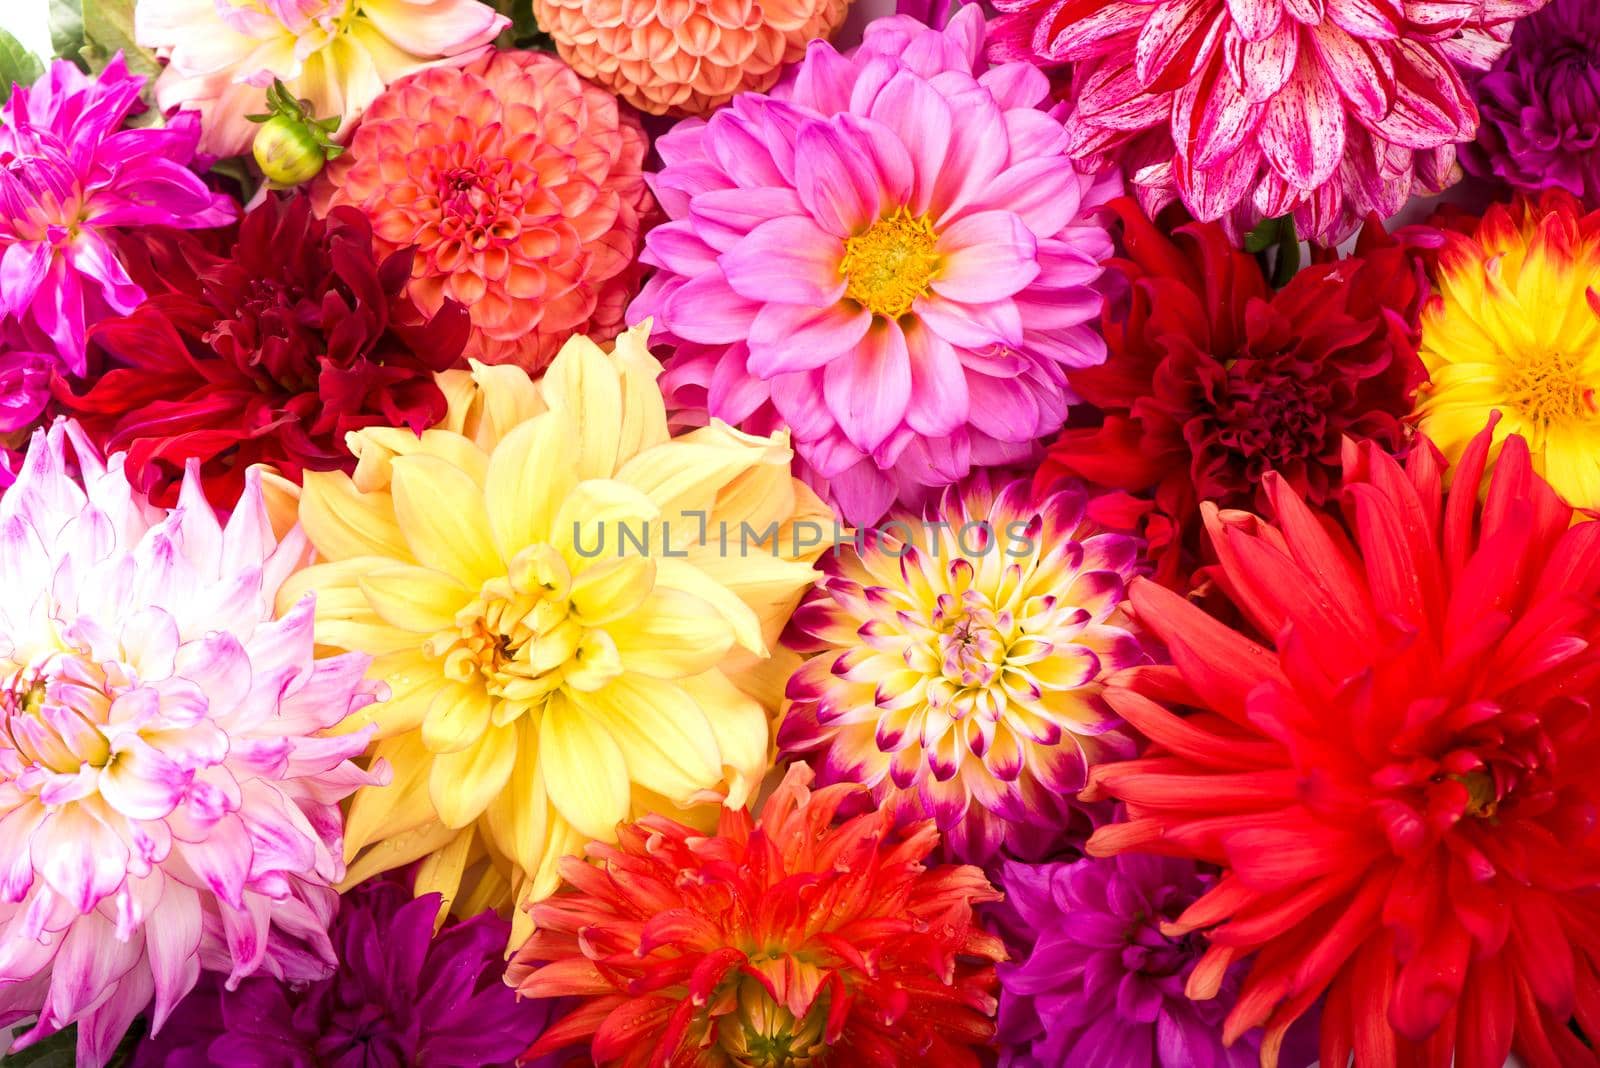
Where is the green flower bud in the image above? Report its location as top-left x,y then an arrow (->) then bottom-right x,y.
245,80 -> 344,188
253,113 -> 328,186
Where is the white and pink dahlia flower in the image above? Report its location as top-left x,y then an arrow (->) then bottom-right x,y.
0,422 -> 387,1067
993,0 -> 1551,244
630,5 -> 1119,525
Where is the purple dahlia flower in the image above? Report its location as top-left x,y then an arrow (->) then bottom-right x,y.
1464,0 -> 1600,203
992,852 -> 1318,1068
131,877 -> 558,1068
0,56 -> 234,432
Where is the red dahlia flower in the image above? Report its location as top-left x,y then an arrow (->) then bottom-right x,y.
1039,199 -> 1426,587
58,195 -> 468,508
1086,418 -> 1600,1068
508,764 -> 1005,1067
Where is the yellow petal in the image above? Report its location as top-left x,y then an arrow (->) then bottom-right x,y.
576,676 -> 723,801
330,650 -> 438,738
413,824 -> 476,924
568,554 -> 655,626
484,412 -> 578,562
358,564 -> 472,633
341,822 -> 460,891
654,557 -> 766,656
482,718 -> 550,879
466,359 -> 546,448
551,479 -> 661,572
541,334 -> 626,480
420,680 -> 494,755
606,586 -> 737,679
538,692 -> 630,841
298,470 -> 412,563
391,453 -> 502,586
610,322 -> 671,463
342,732 -> 440,858
677,670 -> 769,809
429,720 -> 518,829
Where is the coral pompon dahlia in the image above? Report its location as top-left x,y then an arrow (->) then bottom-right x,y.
779,478 -> 1143,863
1414,190 -> 1600,508
0,57 -> 234,426
58,195 -> 469,510
0,421 -> 386,1068
509,763 -> 1005,1068
136,0 -> 508,158
634,6 -> 1118,524
1086,420 -> 1600,1067
314,51 -> 653,370
535,0 -> 851,115
281,325 -> 829,948
997,0 -> 1549,243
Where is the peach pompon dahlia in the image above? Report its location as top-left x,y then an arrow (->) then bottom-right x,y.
995,0 -> 1552,243
534,0 -> 852,116
137,0 -> 507,157
509,763 -> 1005,1068
778,477 -> 1144,863
1414,191 -> 1600,509
0,421 -> 385,1067
314,51 -> 653,370
278,325 -> 829,949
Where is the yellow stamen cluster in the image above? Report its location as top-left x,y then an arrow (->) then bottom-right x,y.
841,210 -> 941,319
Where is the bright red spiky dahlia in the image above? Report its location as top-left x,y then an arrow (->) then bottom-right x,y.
507,764 -> 1005,1068
1085,417 -> 1600,1068
56,195 -> 468,508
1038,198 -> 1426,588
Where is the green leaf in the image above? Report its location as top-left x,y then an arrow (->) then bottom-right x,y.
0,28 -> 45,104
80,0 -> 162,83
1243,215 -> 1283,255
48,0 -> 87,65
3,1019 -> 146,1067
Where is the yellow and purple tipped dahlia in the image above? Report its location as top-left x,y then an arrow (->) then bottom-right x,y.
990,0 -> 1551,244
632,6 -> 1119,525
280,325 -> 829,949
136,0 -> 508,157
0,421 -> 386,1068
778,478 -> 1143,863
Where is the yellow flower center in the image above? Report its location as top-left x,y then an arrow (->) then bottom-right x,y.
3,669 -> 111,774
715,976 -> 830,1068
1500,348 -> 1599,426
840,209 -> 941,319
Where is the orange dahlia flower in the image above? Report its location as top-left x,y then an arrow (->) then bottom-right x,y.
508,764 -> 1005,1067
533,0 -> 851,116
314,51 -> 652,370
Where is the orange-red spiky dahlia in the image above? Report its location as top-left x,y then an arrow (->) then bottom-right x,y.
314,50 -> 652,371
532,0 -> 851,116
507,764 -> 1005,1067
1085,417 -> 1600,1068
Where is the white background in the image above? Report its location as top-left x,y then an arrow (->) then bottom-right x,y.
1,2 -> 51,59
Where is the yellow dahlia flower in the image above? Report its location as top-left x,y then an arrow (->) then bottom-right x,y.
278,324 -> 829,942
1415,192 -> 1600,507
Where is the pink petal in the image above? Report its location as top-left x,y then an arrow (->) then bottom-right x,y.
915,295 -> 1024,348
795,122 -> 883,237
1036,0 -> 1149,62
1282,0 -> 1326,20
99,735 -> 191,821
748,302 -> 872,376
1177,49 -> 1266,169
932,211 -> 1039,303
1227,0 -> 1283,41
824,321 -> 912,453
770,370 -> 839,442
1135,0 -> 1223,89
1308,21 -> 1394,121
1366,40 -> 1474,148
662,273 -> 763,344
1073,56 -> 1173,130
1176,141 -> 1263,220
1259,47 -> 1347,188
35,805 -> 128,912
1225,23 -> 1299,103
903,321 -> 969,437
977,157 -> 1084,237
1325,0 -> 1401,38
721,216 -> 846,306
836,113 -> 914,208
687,188 -> 807,251
144,879 -> 202,1030
867,70 -> 953,214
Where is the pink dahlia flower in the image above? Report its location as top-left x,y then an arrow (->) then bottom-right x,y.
630,5 -> 1119,524
0,421 -> 387,1067
137,0 -> 507,158
0,57 -> 235,431
993,0 -> 1550,243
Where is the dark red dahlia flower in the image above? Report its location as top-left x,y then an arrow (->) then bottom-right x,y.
57,195 -> 468,507
1038,199 -> 1426,588
1087,419 -> 1600,1068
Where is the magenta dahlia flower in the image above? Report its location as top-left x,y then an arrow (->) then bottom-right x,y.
0,422 -> 387,1067
992,0 -> 1549,243
0,57 -> 235,430
630,5 -> 1119,524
